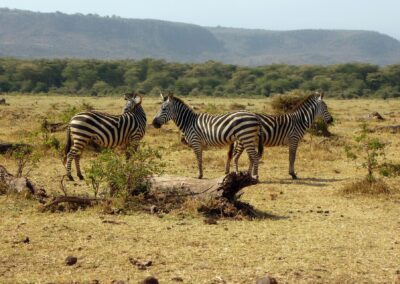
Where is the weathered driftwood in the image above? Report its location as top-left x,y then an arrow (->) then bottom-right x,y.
42,120 -> 68,133
0,143 -> 32,154
42,196 -> 104,210
371,124 -> 400,134
148,172 -> 258,201
0,165 -> 47,202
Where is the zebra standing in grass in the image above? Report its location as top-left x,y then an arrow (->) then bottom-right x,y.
226,92 -> 333,179
64,93 -> 147,181
152,94 -> 262,179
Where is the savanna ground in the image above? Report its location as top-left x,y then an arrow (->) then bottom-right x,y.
0,95 -> 399,283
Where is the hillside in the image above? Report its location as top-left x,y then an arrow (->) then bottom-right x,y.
1,8 -> 400,65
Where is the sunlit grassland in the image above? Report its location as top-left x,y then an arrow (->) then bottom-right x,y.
0,94 -> 399,283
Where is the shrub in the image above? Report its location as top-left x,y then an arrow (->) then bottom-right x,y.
84,143 -> 165,201
341,178 -> 393,195
344,123 -> 386,182
379,162 -> 400,177
7,145 -> 40,178
270,90 -> 307,114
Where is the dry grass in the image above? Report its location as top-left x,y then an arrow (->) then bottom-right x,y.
1,95 -> 400,283
340,178 -> 394,195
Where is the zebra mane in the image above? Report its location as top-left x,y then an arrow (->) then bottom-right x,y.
171,96 -> 192,110
290,94 -> 319,112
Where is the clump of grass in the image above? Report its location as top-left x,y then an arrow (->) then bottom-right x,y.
58,101 -> 95,123
340,178 -> 394,195
379,162 -> 400,177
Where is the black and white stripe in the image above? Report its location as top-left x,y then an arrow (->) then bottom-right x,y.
226,93 -> 333,179
64,93 -> 147,181
152,94 -> 262,179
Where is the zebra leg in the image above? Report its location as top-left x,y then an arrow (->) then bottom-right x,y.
233,143 -> 244,173
75,154 -> 84,180
288,139 -> 300,179
225,143 -> 234,174
192,144 -> 203,179
65,151 -> 76,181
244,145 -> 259,180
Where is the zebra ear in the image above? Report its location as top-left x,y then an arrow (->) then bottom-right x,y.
160,93 -> 166,101
125,93 -> 134,100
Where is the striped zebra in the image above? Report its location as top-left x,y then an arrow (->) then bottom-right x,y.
152,94 -> 262,179
64,93 -> 147,181
226,92 -> 333,179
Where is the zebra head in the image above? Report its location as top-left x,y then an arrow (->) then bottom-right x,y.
123,92 -> 142,113
315,92 -> 333,124
152,93 -> 174,128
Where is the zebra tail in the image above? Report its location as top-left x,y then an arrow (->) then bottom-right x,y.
258,132 -> 264,159
63,126 -> 71,164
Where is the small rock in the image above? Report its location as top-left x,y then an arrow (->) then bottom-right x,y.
22,237 -> 30,244
91,280 -> 100,284
111,281 -> 126,284
316,210 -> 323,214
65,256 -> 78,266
140,276 -> 159,284
255,273 -> 278,284
129,257 -> 152,270
204,218 -> 218,225
171,276 -> 184,282
324,210 -> 329,214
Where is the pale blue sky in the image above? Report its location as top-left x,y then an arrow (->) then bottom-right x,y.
1,0 -> 399,39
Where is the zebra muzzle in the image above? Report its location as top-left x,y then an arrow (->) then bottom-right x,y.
152,119 -> 162,128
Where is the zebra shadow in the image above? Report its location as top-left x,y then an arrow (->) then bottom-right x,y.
234,201 -> 289,220
261,177 -> 346,187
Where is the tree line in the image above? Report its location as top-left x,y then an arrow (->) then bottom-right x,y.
0,58 -> 399,98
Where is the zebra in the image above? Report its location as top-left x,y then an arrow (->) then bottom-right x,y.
64,93 -> 147,181
226,92 -> 333,179
152,93 -> 262,179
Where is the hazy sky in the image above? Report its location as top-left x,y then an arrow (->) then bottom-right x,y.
1,0 -> 399,40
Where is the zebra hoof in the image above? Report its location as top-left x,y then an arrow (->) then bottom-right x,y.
77,174 -> 84,180
67,175 -> 74,181
198,174 -> 203,179
290,173 -> 298,180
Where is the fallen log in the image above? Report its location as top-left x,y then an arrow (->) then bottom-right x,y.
148,172 -> 258,201
41,120 -> 67,133
371,125 -> 400,134
42,195 -> 104,210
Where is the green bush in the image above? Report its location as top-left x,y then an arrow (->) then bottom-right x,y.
84,144 -> 165,200
344,123 -> 387,182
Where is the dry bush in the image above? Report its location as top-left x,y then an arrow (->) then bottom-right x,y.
270,90 -> 308,114
340,178 -> 396,196
229,102 -> 246,111
271,91 -> 332,137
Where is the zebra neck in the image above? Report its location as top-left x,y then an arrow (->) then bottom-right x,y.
293,99 -> 318,129
125,106 -> 147,124
172,102 -> 197,133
